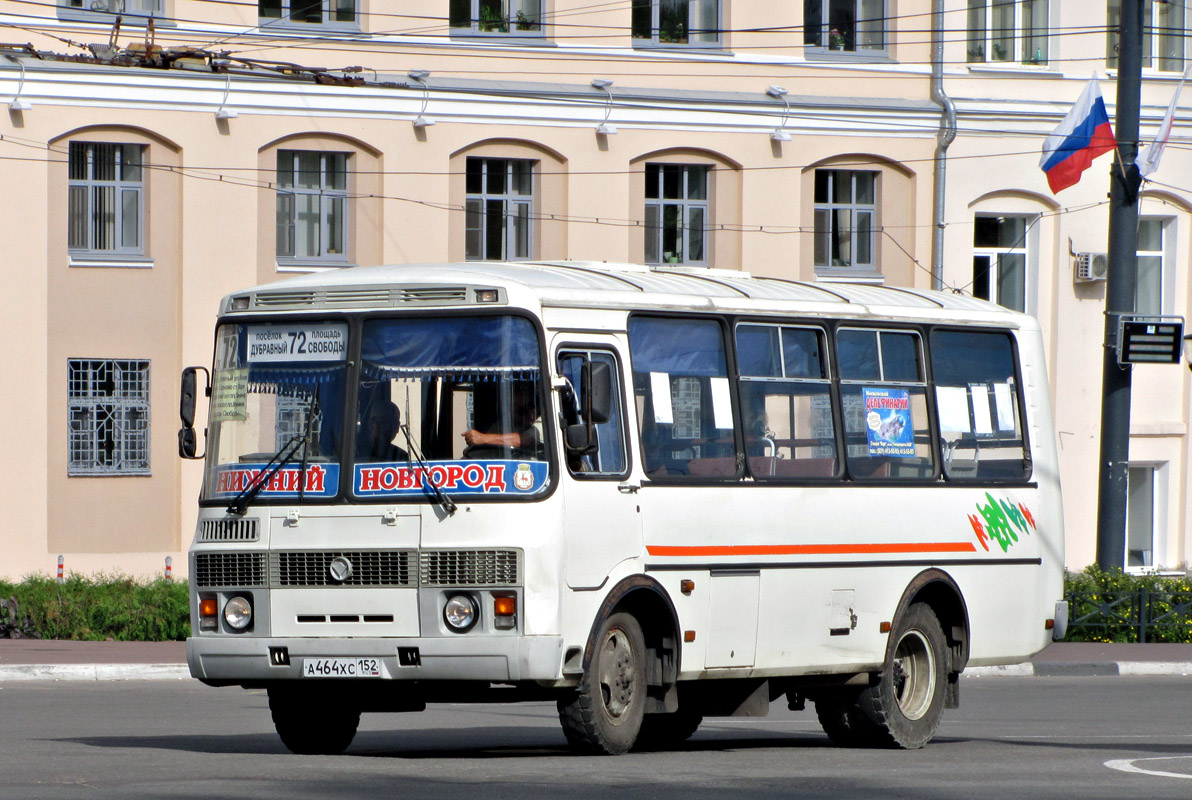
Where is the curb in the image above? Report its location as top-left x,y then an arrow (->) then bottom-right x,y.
0,664 -> 191,682
965,661 -> 1192,678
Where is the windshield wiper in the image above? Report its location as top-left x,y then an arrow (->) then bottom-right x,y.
227,392 -> 321,515
399,423 -> 457,516
226,434 -> 306,516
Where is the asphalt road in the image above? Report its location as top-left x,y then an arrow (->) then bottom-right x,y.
1,676 -> 1190,799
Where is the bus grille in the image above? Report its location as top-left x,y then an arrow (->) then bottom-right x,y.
271,550 -> 415,587
254,291 -> 317,307
198,518 -> 259,543
194,552 -> 267,588
420,549 -> 521,587
399,287 -> 468,303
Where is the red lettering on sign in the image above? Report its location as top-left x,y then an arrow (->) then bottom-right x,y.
462,464 -> 484,488
483,464 -> 507,492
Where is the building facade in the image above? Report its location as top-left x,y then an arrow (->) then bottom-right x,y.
0,1 -> 1188,579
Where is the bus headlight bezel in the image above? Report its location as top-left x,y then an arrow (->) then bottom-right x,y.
443,594 -> 479,633
223,595 -> 253,631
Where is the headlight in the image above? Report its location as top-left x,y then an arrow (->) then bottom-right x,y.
223,596 -> 253,630
443,594 -> 478,632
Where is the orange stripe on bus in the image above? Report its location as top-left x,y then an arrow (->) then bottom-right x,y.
645,542 -> 978,557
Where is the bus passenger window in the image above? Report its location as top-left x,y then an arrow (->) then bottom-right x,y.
628,317 -> 739,479
557,350 -> 627,476
930,330 -> 1029,481
837,328 -> 934,480
735,324 -> 837,479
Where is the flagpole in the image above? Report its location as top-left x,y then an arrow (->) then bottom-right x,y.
1095,0 -> 1143,570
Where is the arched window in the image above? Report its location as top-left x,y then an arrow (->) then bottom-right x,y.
631,149 -> 741,268
449,139 -> 567,262
259,134 -> 382,272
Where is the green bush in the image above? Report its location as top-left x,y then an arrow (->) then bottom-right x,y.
1063,565 -> 1192,643
0,574 -> 190,641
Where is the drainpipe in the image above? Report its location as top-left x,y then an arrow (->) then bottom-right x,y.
930,0 -> 957,291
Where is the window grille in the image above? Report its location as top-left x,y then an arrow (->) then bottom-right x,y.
67,359 -> 150,475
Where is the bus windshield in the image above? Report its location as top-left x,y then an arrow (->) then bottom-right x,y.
202,321 -> 350,504
353,314 -> 549,500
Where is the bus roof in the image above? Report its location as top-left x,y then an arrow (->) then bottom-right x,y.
226,261 -> 1027,327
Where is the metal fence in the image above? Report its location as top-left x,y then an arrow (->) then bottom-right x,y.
1065,589 -> 1192,643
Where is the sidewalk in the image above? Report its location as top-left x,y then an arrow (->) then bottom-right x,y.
1,639 -> 1190,681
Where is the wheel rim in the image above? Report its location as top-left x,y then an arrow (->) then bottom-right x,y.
891,629 -> 936,721
597,626 -> 637,722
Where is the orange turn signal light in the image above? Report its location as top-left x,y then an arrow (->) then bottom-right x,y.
199,597 -> 218,618
494,596 -> 517,617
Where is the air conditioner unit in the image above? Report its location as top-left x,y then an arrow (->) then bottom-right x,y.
1074,252 -> 1108,283
85,0 -> 119,12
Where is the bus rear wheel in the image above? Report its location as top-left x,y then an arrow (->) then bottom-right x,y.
814,690 -> 881,747
268,686 -> 361,755
557,611 -> 646,755
855,602 -> 947,749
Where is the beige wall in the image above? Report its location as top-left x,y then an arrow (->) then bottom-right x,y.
4,1 -> 1192,578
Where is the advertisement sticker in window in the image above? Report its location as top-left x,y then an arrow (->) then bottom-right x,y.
863,387 -> 914,457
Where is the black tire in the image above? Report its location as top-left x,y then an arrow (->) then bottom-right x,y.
557,611 -> 647,755
268,686 -> 361,755
633,710 -> 703,751
855,602 -> 948,749
814,690 -> 882,748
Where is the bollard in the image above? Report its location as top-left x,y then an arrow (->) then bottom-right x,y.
165,556 -> 173,582
57,554 -> 64,584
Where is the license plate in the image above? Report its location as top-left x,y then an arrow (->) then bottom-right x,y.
301,657 -> 382,678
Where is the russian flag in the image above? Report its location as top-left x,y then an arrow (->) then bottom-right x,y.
1039,78 -> 1116,194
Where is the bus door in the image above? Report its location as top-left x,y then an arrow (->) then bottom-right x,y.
555,343 -> 641,590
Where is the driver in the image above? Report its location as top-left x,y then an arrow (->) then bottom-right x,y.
462,382 -> 541,455
357,400 -> 409,463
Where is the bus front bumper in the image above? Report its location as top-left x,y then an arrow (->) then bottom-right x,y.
187,635 -> 565,684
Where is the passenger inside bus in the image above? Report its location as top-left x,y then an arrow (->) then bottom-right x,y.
356,400 -> 409,463
462,381 -> 543,459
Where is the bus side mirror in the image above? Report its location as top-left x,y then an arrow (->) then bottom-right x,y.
179,366 -> 209,460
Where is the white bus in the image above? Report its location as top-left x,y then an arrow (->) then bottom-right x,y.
179,261 -> 1066,755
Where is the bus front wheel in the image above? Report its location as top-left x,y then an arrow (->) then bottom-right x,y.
268,686 -> 361,755
557,611 -> 647,755
856,602 -> 947,749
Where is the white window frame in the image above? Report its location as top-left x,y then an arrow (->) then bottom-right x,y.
972,213 -> 1035,314
258,0 -> 359,30
966,0 -> 1050,65
632,0 -> 721,47
67,359 -> 151,476
1134,217 -> 1171,316
276,150 -> 350,267
449,0 -> 544,36
68,141 -> 145,258
58,0 -> 162,21
1108,0 -> 1185,73
644,163 -> 709,267
804,0 -> 887,55
465,157 -> 535,261
813,169 -> 877,273
1125,463 -> 1168,573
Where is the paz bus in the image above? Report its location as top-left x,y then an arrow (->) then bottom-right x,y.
179,260 -> 1066,755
